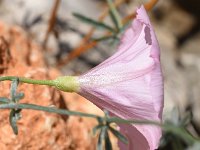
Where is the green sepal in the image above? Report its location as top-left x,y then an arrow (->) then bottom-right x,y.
54,76 -> 80,92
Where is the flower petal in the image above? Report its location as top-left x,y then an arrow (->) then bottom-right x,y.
78,5 -> 163,150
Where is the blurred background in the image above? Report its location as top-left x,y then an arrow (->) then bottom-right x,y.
0,0 -> 200,149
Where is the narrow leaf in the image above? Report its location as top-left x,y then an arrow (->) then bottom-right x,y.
14,93 -> 24,102
9,109 -> 18,135
109,126 -> 128,144
119,23 -> 129,33
93,35 -> 119,42
93,124 -> 104,136
105,130 -> 112,150
97,117 -> 104,124
103,109 -> 109,118
0,97 -> 9,103
73,13 -> 115,33
10,78 -> 19,102
97,126 -> 107,150
180,111 -> 192,127
107,0 -> 122,31
93,35 -> 114,42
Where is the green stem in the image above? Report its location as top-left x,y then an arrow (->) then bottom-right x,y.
107,117 -> 161,126
107,0 -> 122,30
107,117 -> 199,144
0,103 -> 100,119
0,101 -> 199,144
0,76 -> 55,86
162,124 -> 198,145
0,76 -> 79,92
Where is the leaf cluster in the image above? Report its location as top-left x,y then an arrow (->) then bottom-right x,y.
73,0 -> 124,43
0,78 -> 24,134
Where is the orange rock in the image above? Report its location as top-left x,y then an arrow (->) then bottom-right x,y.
0,22 -> 118,150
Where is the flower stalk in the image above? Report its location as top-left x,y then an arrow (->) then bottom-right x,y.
0,76 -> 79,92
0,76 -> 55,86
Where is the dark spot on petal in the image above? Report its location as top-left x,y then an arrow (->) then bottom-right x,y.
144,26 -> 152,45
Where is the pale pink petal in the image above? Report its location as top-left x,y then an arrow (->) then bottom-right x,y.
78,5 -> 164,150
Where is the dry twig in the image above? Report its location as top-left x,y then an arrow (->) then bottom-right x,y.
43,0 -> 61,48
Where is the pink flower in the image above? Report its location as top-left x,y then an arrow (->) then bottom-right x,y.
77,6 -> 164,150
